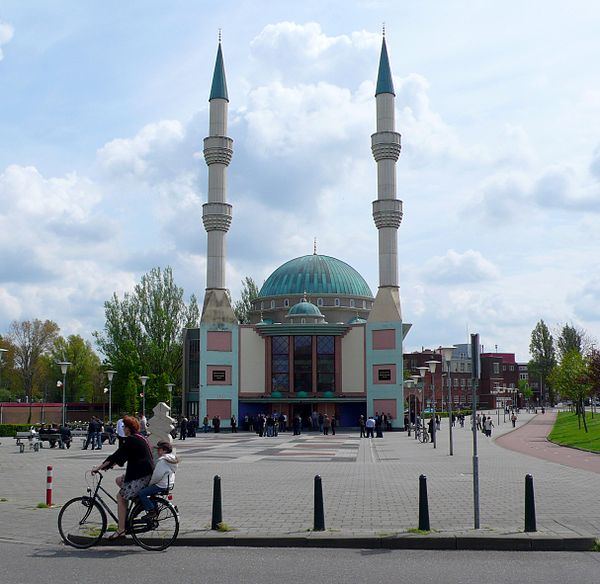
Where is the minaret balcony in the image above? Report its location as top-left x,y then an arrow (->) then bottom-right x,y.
371,131 -> 401,162
202,202 -> 232,232
372,199 -> 403,229
203,136 -> 233,166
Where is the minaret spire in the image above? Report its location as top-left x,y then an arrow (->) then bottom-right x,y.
369,32 -> 403,322
201,38 -> 236,324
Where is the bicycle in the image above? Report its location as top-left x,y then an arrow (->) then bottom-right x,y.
416,425 -> 430,443
58,471 -> 179,551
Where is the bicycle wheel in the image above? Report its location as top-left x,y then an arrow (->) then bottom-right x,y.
129,496 -> 179,551
58,496 -> 107,548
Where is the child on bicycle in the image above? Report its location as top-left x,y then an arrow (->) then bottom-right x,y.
138,441 -> 179,518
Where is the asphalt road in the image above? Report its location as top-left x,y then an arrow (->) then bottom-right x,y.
2,540 -> 600,584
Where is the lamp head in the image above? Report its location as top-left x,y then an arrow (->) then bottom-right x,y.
140,375 -> 149,387
57,361 -> 72,375
417,366 -> 429,378
166,383 -> 175,392
425,360 -> 440,374
439,346 -> 455,365
105,369 -> 117,382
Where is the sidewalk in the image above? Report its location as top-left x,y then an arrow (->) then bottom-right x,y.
0,411 -> 598,550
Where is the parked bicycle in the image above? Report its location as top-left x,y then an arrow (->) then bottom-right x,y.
58,470 -> 179,551
416,424 -> 430,443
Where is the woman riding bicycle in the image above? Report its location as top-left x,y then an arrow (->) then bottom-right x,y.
92,415 -> 154,540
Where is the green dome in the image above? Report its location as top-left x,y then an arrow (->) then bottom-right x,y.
287,298 -> 323,317
259,254 -> 373,298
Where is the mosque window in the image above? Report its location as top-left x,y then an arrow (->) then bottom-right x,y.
271,336 -> 289,392
349,299 -> 355,308
317,298 -> 323,307
284,299 -> 289,307
294,336 -> 312,393
334,298 -> 340,307
363,300 -> 367,309
317,336 -> 335,392
301,318 -> 306,324
260,301 -> 264,310
270,299 -> 275,309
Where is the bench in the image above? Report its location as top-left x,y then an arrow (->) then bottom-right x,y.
72,429 -> 116,447
14,431 -> 40,453
38,431 -> 64,449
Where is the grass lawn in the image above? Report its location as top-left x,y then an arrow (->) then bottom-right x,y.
548,411 -> 600,453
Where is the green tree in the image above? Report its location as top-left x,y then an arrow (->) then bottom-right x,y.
556,323 -> 587,359
518,379 -> 533,409
549,349 -> 591,431
528,319 -> 556,405
47,335 -> 103,402
7,319 -> 60,402
94,266 -> 199,414
233,276 -> 260,324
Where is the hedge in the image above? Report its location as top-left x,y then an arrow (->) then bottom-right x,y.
0,424 -> 35,437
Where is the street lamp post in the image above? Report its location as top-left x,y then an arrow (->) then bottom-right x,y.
57,361 -> 72,426
440,346 -> 456,456
105,370 -> 117,422
425,360 -> 441,448
411,374 -> 421,440
417,367 -> 429,442
140,376 -> 149,418
166,383 -> 175,411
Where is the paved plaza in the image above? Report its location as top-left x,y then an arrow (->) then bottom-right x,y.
1,412 -> 599,547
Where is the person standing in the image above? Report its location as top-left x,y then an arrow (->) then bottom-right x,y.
116,416 -> 126,445
179,416 -> 188,440
358,415 -> 366,438
365,416 -> 375,438
83,417 -> 97,450
331,416 -> 337,436
139,413 -> 148,436
323,415 -> 331,436
230,415 -> 237,433
95,418 -> 104,450
511,412 -> 517,428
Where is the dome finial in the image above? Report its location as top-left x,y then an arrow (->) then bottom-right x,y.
382,22 -> 385,37
218,28 -> 222,43
313,237 -> 317,255
303,290 -> 307,302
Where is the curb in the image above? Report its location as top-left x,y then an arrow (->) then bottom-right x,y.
101,534 -> 597,551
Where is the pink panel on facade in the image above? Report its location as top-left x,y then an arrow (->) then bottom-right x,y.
373,364 -> 396,384
207,331 -> 232,352
207,365 -> 232,385
372,329 -> 396,350
207,399 -> 232,419
373,399 -> 397,420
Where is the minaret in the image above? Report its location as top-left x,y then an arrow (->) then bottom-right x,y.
201,38 -> 237,324
368,32 -> 403,322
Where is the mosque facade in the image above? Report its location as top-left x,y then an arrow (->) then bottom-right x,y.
182,34 -> 410,427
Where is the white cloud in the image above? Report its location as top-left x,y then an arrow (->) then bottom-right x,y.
572,277 -> 600,322
421,249 -> 499,285
97,120 -> 187,181
0,20 -> 14,61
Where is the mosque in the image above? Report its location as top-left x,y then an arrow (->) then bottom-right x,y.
182,33 -> 410,428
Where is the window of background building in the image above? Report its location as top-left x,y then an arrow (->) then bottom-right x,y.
294,336 -> 312,392
509,365 -> 514,371
493,362 -> 500,374
271,336 -> 289,391
189,339 -> 200,390
317,336 -> 335,392
459,362 -> 465,372
520,372 -> 528,380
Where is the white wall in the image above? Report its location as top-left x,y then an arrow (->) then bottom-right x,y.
239,327 -> 266,393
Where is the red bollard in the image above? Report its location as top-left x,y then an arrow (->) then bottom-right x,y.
46,466 -> 53,506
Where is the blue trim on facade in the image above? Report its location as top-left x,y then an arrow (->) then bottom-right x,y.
199,323 -> 238,427
365,321 -> 404,426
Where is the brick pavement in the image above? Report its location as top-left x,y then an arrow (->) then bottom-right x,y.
1,412 -> 599,546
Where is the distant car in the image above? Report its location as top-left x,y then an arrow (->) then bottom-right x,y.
422,408 -> 435,414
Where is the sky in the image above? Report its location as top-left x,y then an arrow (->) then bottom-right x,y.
1,0 -> 599,362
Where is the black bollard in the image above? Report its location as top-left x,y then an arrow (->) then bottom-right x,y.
211,474 -> 223,530
418,474 -> 430,531
314,475 -> 325,531
524,474 -> 536,532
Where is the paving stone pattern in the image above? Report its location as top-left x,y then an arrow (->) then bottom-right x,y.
0,412 -> 598,545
